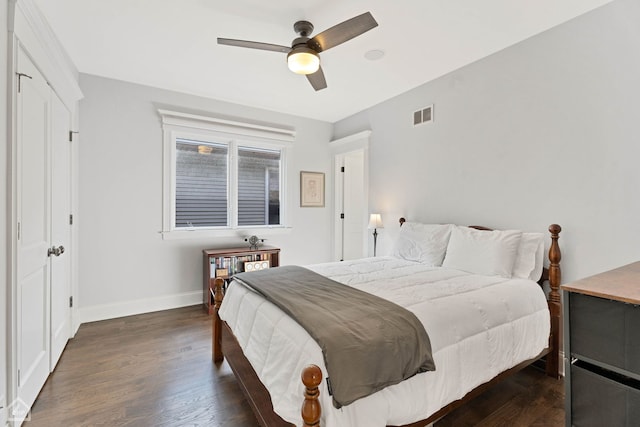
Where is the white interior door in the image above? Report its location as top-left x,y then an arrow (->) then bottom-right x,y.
342,151 -> 366,260
49,92 -> 72,370
16,47 -> 51,414
333,148 -> 366,261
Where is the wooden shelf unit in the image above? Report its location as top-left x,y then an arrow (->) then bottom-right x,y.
202,246 -> 280,314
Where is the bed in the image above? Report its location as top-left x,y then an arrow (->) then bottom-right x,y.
212,220 -> 562,426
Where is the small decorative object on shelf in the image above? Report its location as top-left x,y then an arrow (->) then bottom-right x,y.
245,235 -> 264,250
244,260 -> 270,272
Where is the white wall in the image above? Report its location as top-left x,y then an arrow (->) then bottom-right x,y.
333,0 -> 640,283
1,0 -> 9,421
77,74 -> 334,322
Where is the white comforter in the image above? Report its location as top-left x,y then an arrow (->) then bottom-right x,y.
219,257 -> 550,426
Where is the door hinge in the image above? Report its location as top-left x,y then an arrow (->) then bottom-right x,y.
340,166 -> 345,173
16,72 -> 33,93
340,213 -> 344,219
70,214 -> 73,225
69,296 -> 73,308
69,130 -> 79,142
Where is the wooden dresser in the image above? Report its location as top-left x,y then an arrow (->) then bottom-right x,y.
562,261 -> 640,426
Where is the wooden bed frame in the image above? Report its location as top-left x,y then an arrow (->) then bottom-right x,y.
212,221 -> 562,427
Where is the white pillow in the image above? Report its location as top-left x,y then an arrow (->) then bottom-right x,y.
512,232 -> 545,281
442,226 -> 523,278
531,239 -> 545,281
391,223 -> 453,266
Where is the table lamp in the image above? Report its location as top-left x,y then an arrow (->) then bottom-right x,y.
368,213 -> 384,256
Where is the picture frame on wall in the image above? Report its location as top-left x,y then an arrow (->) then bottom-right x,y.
300,171 -> 325,207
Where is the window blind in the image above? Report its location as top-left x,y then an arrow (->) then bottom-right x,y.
238,146 -> 280,226
175,139 -> 227,227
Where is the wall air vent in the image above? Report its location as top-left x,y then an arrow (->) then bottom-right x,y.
413,104 -> 433,126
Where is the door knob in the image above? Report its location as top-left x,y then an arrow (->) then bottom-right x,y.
48,245 -> 65,257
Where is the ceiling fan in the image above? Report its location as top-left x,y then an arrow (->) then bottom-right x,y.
217,12 -> 378,91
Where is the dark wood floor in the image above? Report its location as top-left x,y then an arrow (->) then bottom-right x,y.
28,306 -> 564,426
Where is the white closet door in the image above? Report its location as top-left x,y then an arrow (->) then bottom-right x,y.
49,92 -> 72,370
16,47 -> 51,413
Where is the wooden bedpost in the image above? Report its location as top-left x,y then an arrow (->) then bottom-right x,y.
212,277 -> 225,363
546,224 -> 562,378
301,364 -> 322,427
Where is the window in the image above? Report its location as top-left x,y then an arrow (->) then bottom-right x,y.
237,146 -> 281,226
175,139 -> 228,228
174,138 -> 281,228
160,110 -> 294,238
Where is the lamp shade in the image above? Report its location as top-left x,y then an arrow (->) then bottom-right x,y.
368,213 -> 383,229
287,47 -> 320,75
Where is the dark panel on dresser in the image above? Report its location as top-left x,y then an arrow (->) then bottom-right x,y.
626,303 -> 640,375
571,362 -> 640,427
570,293 -> 626,369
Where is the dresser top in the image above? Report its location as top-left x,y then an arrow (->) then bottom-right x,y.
561,261 -> 640,304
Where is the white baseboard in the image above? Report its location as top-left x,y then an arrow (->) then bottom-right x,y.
77,291 -> 202,324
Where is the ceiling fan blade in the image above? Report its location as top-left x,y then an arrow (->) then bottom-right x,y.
306,66 -> 327,91
309,12 -> 378,53
217,38 -> 291,53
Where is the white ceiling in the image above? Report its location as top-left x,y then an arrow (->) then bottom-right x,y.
34,0 -> 613,123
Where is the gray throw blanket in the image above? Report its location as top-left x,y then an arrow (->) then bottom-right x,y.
233,265 -> 435,408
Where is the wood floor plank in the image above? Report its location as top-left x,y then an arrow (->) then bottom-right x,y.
28,306 -> 564,426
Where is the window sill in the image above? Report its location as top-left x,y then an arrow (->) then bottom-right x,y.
160,226 -> 292,241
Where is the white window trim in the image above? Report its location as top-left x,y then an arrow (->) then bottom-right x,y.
158,109 -> 296,141
160,109 -> 294,240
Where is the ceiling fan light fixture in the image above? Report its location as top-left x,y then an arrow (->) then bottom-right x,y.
219,12 -> 377,89
287,47 -> 320,75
